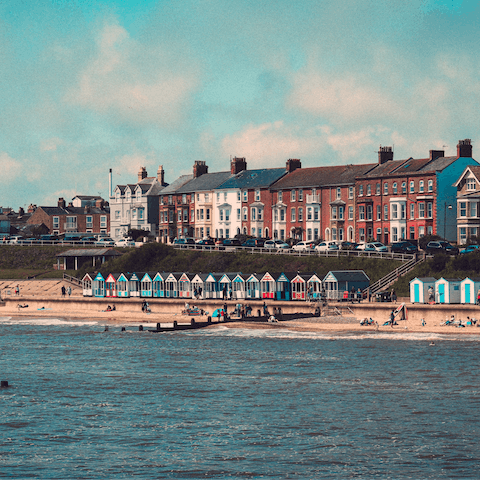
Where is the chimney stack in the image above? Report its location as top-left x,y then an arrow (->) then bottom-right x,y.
157,165 -> 166,185
429,149 -> 444,160
231,157 -> 247,175
457,139 -> 472,158
58,198 -> 66,209
286,158 -> 302,173
193,161 -> 208,178
138,166 -> 147,182
378,146 -> 393,164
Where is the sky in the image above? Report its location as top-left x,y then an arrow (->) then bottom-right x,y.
1,0 -> 480,209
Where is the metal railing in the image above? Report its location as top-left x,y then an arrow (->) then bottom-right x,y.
63,273 -> 82,286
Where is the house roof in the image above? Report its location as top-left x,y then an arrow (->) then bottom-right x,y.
35,205 -> 110,216
176,171 -> 234,193
216,168 -> 287,190
323,270 -> 370,283
271,164 -> 374,190
56,248 -> 122,257
160,175 -> 194,194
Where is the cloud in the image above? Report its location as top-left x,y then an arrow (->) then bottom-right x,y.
65,19 -> 200,127
0,152 -> 22,183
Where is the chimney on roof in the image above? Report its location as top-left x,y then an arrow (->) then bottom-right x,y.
193,160 -> 208,178
68,202 -> 73,208
457,139 -> 472,158
286,158 -> 302,173
138,166 -> 147,182
429,149 -> 444,160
378,146 -> 393,164
231,157 -> 247,175
58,198 -> 66,209
84,205 -> 90,213
157,165 -> 166,185
28,204 -> 36,213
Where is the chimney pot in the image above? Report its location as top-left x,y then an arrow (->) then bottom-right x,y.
378,146 -> 393,164
429,149 -> 444,160
231,157 -> 247,175
286,158 -> 302,173
193,161 -> 208,178
457,139 -> 472,158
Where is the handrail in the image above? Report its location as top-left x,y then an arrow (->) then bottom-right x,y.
63,273 -> 82,286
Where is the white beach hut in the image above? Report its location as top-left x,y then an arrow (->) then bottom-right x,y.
409,277 -> 437,304
435,277 -> 462,304
460,277 -> 480,304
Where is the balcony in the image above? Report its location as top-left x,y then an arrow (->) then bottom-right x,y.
306,194 -> 320,204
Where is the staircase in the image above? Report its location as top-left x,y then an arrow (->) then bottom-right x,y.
366,254 -> 425,296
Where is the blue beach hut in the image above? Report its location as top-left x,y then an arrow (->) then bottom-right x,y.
461,277 -> 480,304
205,273 -> 222,299
409,277 -> 436,304
93,272 -> 105,297
165,273 -> 181,298
232,274 -> 247,299
140,273 -> 154,297
307,274 -> 323,300
152,272 -> 166,298
246,274 -> 261,299
275,273 -> 294,301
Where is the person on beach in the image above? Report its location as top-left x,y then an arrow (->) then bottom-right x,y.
263,302 -> 269,315
422,318 -> 426,326
67,286 -> 71,297
357,288 -> 362,303
390,310 -> 395,327
428,286 -> 434,304
391,289 -> 397,303
222,285 -> 227,300
350,286 -> 355,303
15,285 -> 19,296
61,285 -> 66,297
477,289 -> 480,305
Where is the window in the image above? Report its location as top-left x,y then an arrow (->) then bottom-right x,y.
291,208 -> 296,222
359,206 -> 365,220
419,226 -> 425,237
402,182 -> 406,194
471,202 -> 477,217
243,191 -> 247,202
332,206 -> 337,220
298,208 -> 303,221
216,192 -> 220,202
237,209 -> 241,220
220,210 -> 224,221
339,206 -> 344,220
409,226 -> 415,240
255,190 -> 260,201
348,206 -> 353,220
427,180 -> 433,192
205,193 -> 209,202
314,208 -> 319,221
393,183 -> 397,194
182,194 -> 187,204
401,204 -> 406,219
169,195 -> 173,205
332,228 -> 337,241
258,208 -> 263,221
427,202 -> 432,218
376,183 -> 380,195
367,184 -> 371,196
460,202 -> 467,217
338,228 -> 343,241
359,185 -> 364,196
410,181 -> 414,193
99,216 -> 106,228
307,228 -> 312,241
419,181 -> 424,193
206,208 -> 210,220
337,187 -> 341,199
280,209 -> 285,221
467,178 -> 476,191
314,228 -> 319,240
251,208 -> 257,221
376,205 -> 381,220
243,207 -> 247,221
53,216 -> 59,229
384,183 -> 388,195
392,227 -> 398,242
274,209 -> 278,222
359,228 -> 365,242
251,227 -> 256,237
410,203 -> 415,219
225,209 -> 230,221
349,186 -> 353,199
367,205 -> 373,220
392,204 -> 398,219
237,191 -> 241,202
291,190 -> 296,202
418,202 -> 425,218
460,227 -> 467,244
86,215 -> 93,228
139,209 -> 144,220
384,204 -> 388,220
278,191 -> 283,203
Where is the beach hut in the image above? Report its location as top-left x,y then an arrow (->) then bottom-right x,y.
152,272 -> 166,298
409,277 -> 436,304
461,277 -> 480,304
246,274 -> 261,299
115,273 -> 129,297
105,273 -> 119,298
260,272 -> 276,299
307,274 -> 323,300
322,270 -> 370,301
82,273 -> 93,297
205,273 -> 222,299
291,274 -> 310,300
140,273 -> 154,297
232,274 -> 247,299
275,273 -> 294,301
191,273 -> 208,299
219,273 -> 235,300
165,273 -> 181,298
435,277 -> 462,304
93,272 -> 105,297
128,272 -> 141,297
178,272 -> 194,298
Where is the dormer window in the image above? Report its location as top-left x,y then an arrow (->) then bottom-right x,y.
467,178 -> 476,191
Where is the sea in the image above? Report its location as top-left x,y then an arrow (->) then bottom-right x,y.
1,317 -> 479,479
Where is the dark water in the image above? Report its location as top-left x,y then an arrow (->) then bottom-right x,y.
1,317 -> 479,479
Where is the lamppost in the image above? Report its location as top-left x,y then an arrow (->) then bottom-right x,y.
444,202 -> 453,240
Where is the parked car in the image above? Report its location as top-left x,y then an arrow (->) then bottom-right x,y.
7,236 -> 23,244
390,241 -> 418,254
196,239 -> 215,249
95,237 -> 115,246
338,241 -> 359,250
222,238 -> 242,247
425,241 -> 459,255
292,241 -> 315,251
264,240 -> 290,250
459,244 -> 480,254
174,238 -> 196,245
356,242 -> 388,252
315,241 -> 339,252
115,238 -> 135,247
242,238 -> 265,248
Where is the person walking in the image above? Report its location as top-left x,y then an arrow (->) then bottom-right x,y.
390,309 -> 395,327
67,286 -> 71,297
61,285 -> 66,297
15,285 -> 19,296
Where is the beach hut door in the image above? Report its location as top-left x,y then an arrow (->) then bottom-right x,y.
414,283 -> 419,303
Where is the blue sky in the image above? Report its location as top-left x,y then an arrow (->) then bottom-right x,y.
1,0 -> 480,209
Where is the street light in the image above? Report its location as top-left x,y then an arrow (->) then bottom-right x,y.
444,202 -> 453,240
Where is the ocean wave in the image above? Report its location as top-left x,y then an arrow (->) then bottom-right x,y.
0,317 -> 98,326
